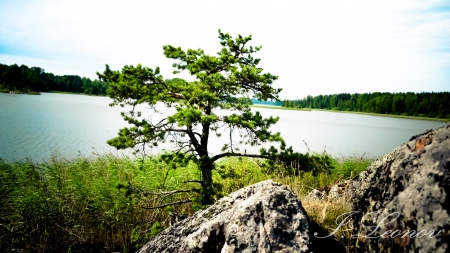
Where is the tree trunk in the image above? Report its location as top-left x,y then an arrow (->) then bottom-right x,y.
199,156 -> 214,205
198,105 -> 214,205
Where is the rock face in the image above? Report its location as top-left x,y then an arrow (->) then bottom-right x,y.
137,180 -> 310,253
306,180 -> 353,201
350,125 -> 450,252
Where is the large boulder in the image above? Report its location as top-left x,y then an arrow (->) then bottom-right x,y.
350,125 -> 450,252
137,180 -> 311,253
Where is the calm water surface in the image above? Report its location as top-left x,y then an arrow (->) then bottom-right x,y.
0,93 -> 446,161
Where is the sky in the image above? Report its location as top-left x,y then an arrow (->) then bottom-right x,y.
0,0 -> 449,99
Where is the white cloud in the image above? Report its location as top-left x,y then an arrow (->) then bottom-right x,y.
15,31 -> 26,37
0,0 -> 448,98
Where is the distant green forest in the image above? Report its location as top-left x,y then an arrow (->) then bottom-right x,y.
2,63 -> 448,120
282,92 -> 450,119
0,63 -> 108,95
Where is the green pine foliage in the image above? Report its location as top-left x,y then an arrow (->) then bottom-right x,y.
97,30 -> 288,204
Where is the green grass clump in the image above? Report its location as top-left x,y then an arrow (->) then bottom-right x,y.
0,155 -> 199,252
213,157 -> 270,195
0,153 -> 372,253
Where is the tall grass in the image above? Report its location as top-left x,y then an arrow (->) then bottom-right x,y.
0,154 -> 372,253
213,155 -> 370,253
0,155 -> 199,252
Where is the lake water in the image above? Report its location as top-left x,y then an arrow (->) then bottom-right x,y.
0,93 -> 446,162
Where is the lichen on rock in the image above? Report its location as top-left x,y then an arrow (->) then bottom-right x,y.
137,180 -> 311,253
349,125 -> 450,253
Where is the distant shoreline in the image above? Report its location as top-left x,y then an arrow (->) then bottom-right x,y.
311,108 -> 449,122
251,105 -> 448,122
250,104 -> 312,111
2,91 -> 446,123
46,91 -> 107,96
0,89 -> 40,95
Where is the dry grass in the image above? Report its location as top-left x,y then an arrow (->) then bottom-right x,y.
1,154 -> 370,252
302,196 -> 355,252
220,155 -> 370,253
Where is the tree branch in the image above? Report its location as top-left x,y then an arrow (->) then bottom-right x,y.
168,92 -> 184,99
149,189 -> 192,195
211,152 -> 275,162
141,200 -> 192,210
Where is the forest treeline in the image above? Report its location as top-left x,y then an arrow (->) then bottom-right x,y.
0,63 -> 108,95
2,62 -> 448,120
282,92 -> 450,119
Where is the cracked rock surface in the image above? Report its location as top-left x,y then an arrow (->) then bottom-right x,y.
137,180 -> 310,253
350,125 -> 450,253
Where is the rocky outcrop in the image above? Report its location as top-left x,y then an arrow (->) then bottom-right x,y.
137,180 -> 311,253
305,180 -> 353,201
349,125 -> 450,252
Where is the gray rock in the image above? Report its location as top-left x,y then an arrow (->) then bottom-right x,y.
350,125 -> 450,252
137,180 -> 311,253
306,180 -> 352,201
306,189 -> 323,201
329,184 -> 343,199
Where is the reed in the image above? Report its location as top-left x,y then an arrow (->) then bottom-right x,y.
0,153 -> 371,252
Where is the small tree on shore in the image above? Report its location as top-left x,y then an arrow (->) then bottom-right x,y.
98,30 -> 287,204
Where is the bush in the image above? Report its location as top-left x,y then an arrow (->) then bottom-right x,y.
263,151 -> 334,176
